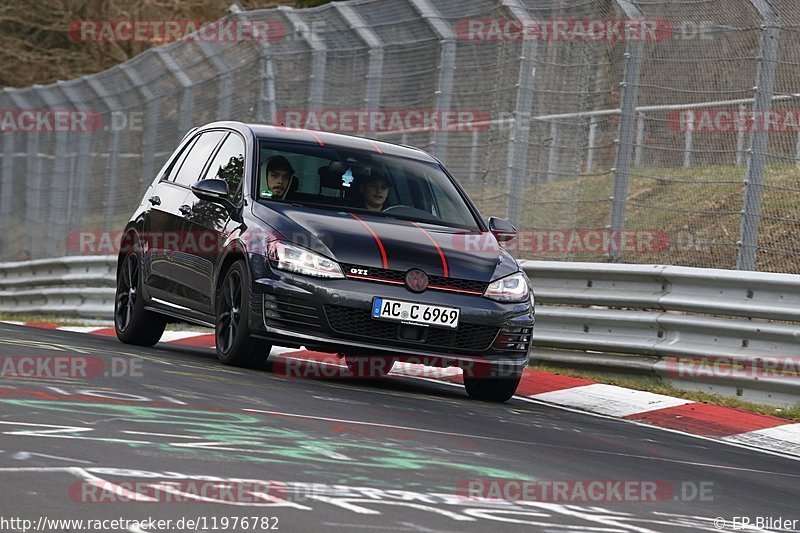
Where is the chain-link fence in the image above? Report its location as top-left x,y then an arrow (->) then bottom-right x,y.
1,0 -> 799,273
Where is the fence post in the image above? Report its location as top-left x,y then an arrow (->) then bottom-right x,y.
196,38 -> 233,120
6,88 -> 40,259
85,77 -> 124,236
683,110 -> 694,167
586,116 -> 598,173
408,0 -> 455,163
33,86 -> 71,258
57,81 -> 95,244
280,8 -> 327,112
230,6 -> 277,123
547,122 -> 559,182
790,107 -> 800,166
634,111 -> 645,167
608,0 -> 645,262
335,3 -> 383,111
120,64 -> 159,186
736,103 -> 747,166
154,47 -> 195,135
502,0 -> 538,227
0,92 -> 15,261
737,0 -> 780,271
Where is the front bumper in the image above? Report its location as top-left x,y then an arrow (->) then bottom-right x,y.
246,255 -> 534,376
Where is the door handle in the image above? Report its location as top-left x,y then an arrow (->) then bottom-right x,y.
179,204 -> 192,216
148,196 -> 161,206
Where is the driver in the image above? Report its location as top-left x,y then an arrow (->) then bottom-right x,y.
261,155 -> 295,199
358,173 -> 391,212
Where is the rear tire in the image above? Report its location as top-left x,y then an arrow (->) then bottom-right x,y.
216,260 -> 271,369
115,250 -> 167,346
464,374 -> 521,402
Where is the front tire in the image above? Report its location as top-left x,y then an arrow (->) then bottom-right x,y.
115,251 -> 166,346
463,374 -> 522,402
216,260 -> 271,369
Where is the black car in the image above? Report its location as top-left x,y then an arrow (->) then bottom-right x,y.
115,121 -> 534,401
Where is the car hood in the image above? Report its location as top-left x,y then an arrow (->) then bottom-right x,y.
252,202 -> 519,282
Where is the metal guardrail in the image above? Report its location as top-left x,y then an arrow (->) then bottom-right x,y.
522,260 -> 800,407
1,256 -> 798,405
0,256 -> 116,318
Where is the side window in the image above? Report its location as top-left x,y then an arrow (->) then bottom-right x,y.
204,133 -> 245,202
162,136 -> 198,182
172,131 -> 226,187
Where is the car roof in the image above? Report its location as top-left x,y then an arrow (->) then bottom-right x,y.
198,121 -> 440,164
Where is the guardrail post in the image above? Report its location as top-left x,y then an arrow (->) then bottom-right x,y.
586,116 -> 598,173
737,0 -> 780,271
280,7 -> 327,112
5,88 -> 40,260
335,3 -> 383,111
154,48 -> 195,135
120,64 -> 159,186
683,110 -> 694,167
501,0 -> 537,226
409,0 -> 455,163
608,0 -> 645,261
85,77 -> 124,237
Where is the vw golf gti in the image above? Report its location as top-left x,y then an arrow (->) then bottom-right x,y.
115,122 -> 535,401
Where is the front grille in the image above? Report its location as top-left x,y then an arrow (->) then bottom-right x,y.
324,305 -> 498,352
341,264 -> 487,294
428,275 -> 486,294
264,294 -> 322,329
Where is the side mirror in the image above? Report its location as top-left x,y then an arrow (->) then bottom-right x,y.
191,179 -> 234,210
488,216 -> 517,243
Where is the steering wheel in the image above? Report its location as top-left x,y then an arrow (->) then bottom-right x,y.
382,205 -> 406,212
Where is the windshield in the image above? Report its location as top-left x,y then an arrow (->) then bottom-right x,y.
256,139 -> 481,231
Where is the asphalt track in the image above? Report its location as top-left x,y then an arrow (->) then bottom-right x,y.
0,322 -> 798,532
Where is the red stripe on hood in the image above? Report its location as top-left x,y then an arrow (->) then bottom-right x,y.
348,213 -> 389,269
412,222 -> 449,277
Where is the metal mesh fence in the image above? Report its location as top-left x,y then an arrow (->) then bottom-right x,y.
1,0 -> 799,274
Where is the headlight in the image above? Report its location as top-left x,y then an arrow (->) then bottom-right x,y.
483,272 -> 530,303
267,241 -> 344,279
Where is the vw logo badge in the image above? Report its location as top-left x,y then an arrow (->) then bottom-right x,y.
405,269 -> 429,293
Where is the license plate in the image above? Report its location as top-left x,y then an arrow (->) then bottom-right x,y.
371,298 -> 460,329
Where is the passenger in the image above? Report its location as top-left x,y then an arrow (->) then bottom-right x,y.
358,173 -> 391,212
